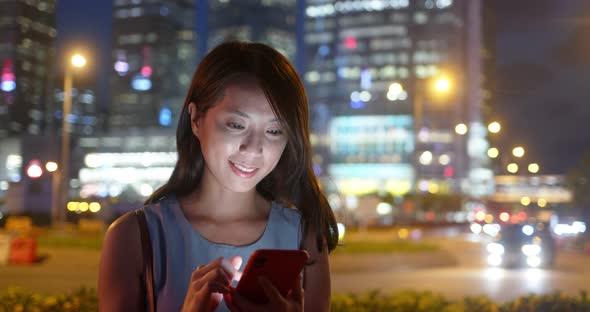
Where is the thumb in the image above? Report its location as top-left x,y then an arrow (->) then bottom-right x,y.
230,255 -> 243,282
207,293 -> 223,312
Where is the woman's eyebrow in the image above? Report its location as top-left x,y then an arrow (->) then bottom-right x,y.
227,108 -> 279,122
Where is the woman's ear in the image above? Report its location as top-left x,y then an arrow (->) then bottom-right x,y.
188,102 -> 200,138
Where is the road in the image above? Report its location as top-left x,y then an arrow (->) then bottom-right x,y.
330,230 -> 590,303
1,226 -> 588,304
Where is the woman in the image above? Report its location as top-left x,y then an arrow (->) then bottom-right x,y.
98,41 -> 338,311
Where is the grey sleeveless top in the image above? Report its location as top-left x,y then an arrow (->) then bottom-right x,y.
142,195 -> 303,312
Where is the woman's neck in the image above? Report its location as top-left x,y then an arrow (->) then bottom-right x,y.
180,175 -> 268,222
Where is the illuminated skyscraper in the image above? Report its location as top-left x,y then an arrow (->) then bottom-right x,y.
304,0 -> 493,197
204,0 -> 298,63
0,0 -> 57,138
52,74 -> 100,136
110,0 -> 195,131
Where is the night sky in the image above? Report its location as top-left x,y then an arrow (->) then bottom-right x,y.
496,0 -> 590,174
56,0 -> 589,174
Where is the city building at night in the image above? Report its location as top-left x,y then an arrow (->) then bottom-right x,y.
73,130 -> 176,219
203,0 -> 298,63
0,0 -> 57,138
51,74 -> 100,136
110,0 -> 195,131
0,0 -> 57,218
303,0 -> 494,201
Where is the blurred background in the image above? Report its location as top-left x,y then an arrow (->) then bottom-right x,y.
1,0 -> 590,308
1,0 -> 588,232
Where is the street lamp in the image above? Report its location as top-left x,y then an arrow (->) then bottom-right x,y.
52,53 -> 86,223
454,123 -> 468,135
507,163 -> 519,174
488,121 -> 501,134
413,75 -> 454,190
414,76 -> 452,132
45,161 -> 58,172
512,146 -> 525,158
487,147 -> 499,158
528,163 -> 540,173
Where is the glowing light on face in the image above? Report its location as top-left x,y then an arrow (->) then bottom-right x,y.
194,84 -> 288,193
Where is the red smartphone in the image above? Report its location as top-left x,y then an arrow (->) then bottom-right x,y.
235,249 -> 309,304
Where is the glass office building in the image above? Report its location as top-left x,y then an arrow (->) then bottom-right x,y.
110,0 -> 195,131
304,0 -> 491,197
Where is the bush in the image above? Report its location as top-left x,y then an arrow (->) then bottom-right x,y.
0,287 -> 97,312
332,290 -> 590,312
1,288 -> 589,311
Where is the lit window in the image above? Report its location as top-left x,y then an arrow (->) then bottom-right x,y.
130,7 -> 142,17
414,12 -> 428,24
115,9 -> 129,18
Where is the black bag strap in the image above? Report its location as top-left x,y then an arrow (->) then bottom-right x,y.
135,209 -> 156,312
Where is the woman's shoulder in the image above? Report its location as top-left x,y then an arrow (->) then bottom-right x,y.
106,209 -> 141,239
272,200 -> 302,225
99,210 -> 145,309
139,196 -> 179,223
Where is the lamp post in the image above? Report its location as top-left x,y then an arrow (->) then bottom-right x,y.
413,76 -> 453,191
51,53 -> 86,224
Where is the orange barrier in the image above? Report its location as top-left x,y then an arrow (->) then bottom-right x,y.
9,236 -> 37,264
0,234 -> 11,265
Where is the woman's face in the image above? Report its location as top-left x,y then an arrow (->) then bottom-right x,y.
191,83 -> 288,193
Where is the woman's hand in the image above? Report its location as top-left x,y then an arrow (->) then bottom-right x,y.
181,256 -> 242,312
226,273 -> 304,312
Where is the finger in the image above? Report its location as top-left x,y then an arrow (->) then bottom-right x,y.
219,257 -> 238,275
289,273 -> 304,301
191,257 -> 225,280
210,292 -> 223,306
192,267 -> 232,292
223,292 -> 242,312
231,288 -> 260,312
197,279 -> 231,295
229,255 -> 243,282
230,255 -> 243,271
258,276 -> 284,306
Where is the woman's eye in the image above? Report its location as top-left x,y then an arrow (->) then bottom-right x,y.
227,122 -> 244,130
267,129 -> 283,136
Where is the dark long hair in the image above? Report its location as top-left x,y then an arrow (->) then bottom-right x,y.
145,41 -> 338,252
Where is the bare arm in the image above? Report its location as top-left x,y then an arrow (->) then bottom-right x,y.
302,228 -> 331,312
98,211 -> 146,311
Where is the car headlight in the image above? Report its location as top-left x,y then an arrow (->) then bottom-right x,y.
487,242 -> 504,255
521,244 -> 541,256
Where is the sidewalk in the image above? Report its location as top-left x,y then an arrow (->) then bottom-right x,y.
0,244 -> 456,295
330,250 -> 457,273
0,247 -> 101,294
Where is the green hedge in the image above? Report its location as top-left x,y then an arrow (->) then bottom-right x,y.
0,287 -> 97,312
331,290 -> 590,312
1,288 -> 589,311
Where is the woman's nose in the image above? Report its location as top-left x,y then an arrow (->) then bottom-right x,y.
239,131 -> 263,155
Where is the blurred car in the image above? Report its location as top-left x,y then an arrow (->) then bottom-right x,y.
486,223 -> 556,268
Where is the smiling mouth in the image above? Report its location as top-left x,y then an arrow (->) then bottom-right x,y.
229,160 -> 259,177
